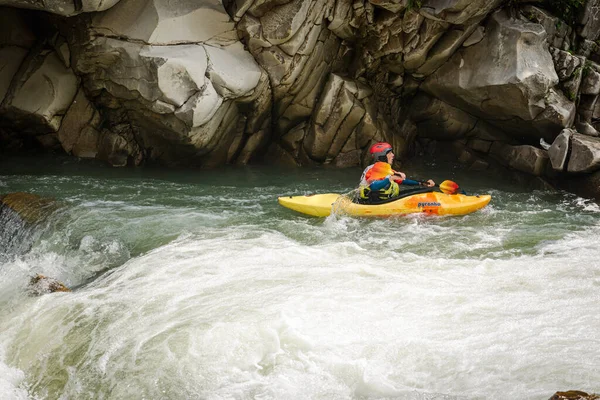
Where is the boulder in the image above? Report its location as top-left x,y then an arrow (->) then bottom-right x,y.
548,128 -> 573,171
550,391 -> 600,400
581,62 -> 600,95
0,192 -> 58,224
575,120 -> 600,137
490,143 -> 548,176
422,10 -> 568,138
327,0 -> 356,40
70,0 -> 268,166
509,145 -> 549,176
550,48 -> 585,101
567,133 -> 600,173
1,49 -> 79,133
91,0 -> 237,46
530,88 -> 576,139
0,0 -> 121,16
28,274 -> 71,296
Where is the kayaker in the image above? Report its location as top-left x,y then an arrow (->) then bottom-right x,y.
359,142 -> 435,202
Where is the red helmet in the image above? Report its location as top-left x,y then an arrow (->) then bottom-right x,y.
369,142 -> 393,160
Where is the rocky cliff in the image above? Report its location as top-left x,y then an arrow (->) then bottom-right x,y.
1,0 -> 600,198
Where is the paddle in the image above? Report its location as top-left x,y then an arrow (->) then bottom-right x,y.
410,179 -> 465,195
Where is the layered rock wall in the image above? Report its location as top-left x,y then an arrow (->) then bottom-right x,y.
3,0 -> 600,198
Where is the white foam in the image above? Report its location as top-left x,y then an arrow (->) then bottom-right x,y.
0,349 -> 29,400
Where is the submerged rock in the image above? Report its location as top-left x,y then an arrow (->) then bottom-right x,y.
28,274 -> 71,296
550,391 -> 600,400
0,192 -> 58,225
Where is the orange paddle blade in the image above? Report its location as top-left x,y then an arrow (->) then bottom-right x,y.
439,180 -> 460,195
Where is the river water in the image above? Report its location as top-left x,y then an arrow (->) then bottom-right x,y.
0,156 -> 599,400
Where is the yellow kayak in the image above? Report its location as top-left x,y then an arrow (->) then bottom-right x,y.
278,191 -> 491,217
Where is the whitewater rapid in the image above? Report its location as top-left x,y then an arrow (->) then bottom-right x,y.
0,159 -> 599,399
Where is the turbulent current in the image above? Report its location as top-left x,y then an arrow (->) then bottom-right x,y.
0,156 -> 599,400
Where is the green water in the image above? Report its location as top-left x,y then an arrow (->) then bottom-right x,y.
0,155 -> 599,399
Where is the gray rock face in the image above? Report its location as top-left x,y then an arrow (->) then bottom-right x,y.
303,74 -> 381,164
548,128 -> 573,171
420,0 -> 504,25
0,9 -> 36,105
0,0 -> 120,16
581,62 -> 600,95
4,0 -> 600,199
1,48 -> 79,133
491,143 -> 549,176
411,93 -> 477,139
550,48 -> 585,102
422,10 -> 569,138
578,0 -> 600,42
57,88 -> 101,158
69,0 -> 267,166
568,133 -> 600,173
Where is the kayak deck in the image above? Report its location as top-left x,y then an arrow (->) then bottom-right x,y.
278,192 -> 491,217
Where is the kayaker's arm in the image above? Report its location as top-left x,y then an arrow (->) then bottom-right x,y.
369,177 -> 392,191
392,177 -> 436,187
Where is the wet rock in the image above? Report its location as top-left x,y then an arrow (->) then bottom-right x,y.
550,390 -> 600,400
28,274 -> 71,296
0,192 -> 58,225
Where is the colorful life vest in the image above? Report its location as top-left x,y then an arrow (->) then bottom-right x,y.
359,162 -> 400,201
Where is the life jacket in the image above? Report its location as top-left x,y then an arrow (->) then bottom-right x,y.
358,161 -> 401,202
359,180 -> 400,201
